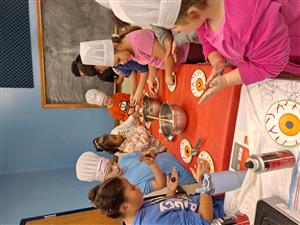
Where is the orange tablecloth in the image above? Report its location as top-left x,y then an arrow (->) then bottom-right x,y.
144,64 -> 241,172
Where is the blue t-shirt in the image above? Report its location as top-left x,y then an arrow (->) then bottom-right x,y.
119,151 -> 196,195
113,60 -> 148,77
132,195 -> 225,225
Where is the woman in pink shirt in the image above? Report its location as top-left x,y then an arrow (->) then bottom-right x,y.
113,28 -> 204,87
172,0 -> 300,103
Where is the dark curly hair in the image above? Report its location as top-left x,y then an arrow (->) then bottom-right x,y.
93,135 -> 120,154
88,177 -> 126,218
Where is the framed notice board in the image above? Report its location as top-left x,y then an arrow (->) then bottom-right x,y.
36,0 -> 115,108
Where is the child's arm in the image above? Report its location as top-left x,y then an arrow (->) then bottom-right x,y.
152,39 -> 175,86
113,69 -> 126,84
115,76 -> 124,84
140,153 -> 166,191
111,114 -> 138,135
147,66 -> 158,95
131,71 -> 148,105
198,193 -> 214,222
151,25 -> 173,63
190,160 -> 214,222
129,71 -> 137,99
166,166 -> 179,196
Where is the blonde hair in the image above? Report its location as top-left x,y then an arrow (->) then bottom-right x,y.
176,0 -> 208,24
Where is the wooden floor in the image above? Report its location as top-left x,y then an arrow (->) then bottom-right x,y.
26,209 -> 121,225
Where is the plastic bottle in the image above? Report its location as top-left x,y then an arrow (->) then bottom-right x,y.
244,150 -> 295,173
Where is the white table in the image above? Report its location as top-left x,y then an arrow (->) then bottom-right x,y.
224,78 -> 300,223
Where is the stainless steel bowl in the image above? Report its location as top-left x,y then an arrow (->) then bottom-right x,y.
142,95 -> 162,122
159,103 -> 187,141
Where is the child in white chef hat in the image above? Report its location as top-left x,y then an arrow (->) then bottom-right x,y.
85,89 -> 134,121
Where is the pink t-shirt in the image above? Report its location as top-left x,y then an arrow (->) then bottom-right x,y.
202,18 -> 245,67
126,29 -> 190,70
197,0 -> 300,84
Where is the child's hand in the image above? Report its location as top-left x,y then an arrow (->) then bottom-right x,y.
131,90 -> 143,106
131,110 -> 140,119
128,105 -> 135,115
167,166 -> 179,195
165,72 -> 175,86
140,152 -> 156,167
147,79 -> 157,96
147,73 -> 158,96
171,41 -> 179,63
198,75 -> 227,104
190,159 -> 210,184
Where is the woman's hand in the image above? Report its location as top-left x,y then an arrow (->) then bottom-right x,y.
198,74 -> 227,104
206,61 -> 225,86
166,166 -> 179,196
198,56 -> 226,104
190,159 -> 210,184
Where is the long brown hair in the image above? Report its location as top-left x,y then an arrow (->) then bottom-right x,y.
88,177 -> 126,218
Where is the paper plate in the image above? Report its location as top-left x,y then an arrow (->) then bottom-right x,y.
167,72 -> 177,93
180,138 -> 192,163
265,99 -> 300,147
191,69 -> 206,97
198,151 -> 215,173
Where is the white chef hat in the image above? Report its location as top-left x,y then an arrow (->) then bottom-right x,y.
85,89 -> 106,106
94,0 -> 111,9
109,0 -> 182,29
80,40 -> 114,66
76,151 -> 111,182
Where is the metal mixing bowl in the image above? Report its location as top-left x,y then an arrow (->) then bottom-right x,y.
159,103 -> 187,141
142,95 -> 162,122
